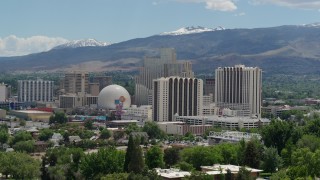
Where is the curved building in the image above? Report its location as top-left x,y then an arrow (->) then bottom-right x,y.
98,84 -> 131,109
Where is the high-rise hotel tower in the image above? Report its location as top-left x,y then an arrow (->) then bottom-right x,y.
215,65 -> 262,117
153,77 -> 203,122
18,79 -> 54,102
135,48 -> 194,106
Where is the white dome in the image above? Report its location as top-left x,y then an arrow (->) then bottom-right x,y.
98,84 -> 131,109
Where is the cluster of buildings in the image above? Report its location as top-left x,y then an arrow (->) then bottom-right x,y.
0,48 -> 270,136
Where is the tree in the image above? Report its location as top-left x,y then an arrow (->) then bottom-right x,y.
261,120 -> 294,153
176,161 -> 194,171
101,173 -> 128,180
49,112 -> 68,124
128,142 -> 145,173
236,166 -> 252,180
183,171 -> 213,180
261,147 -> 283,173
164,147 -> 180,167
145,146 -> 165,169
297,134 -> 320,152
12,131 -> 33,145
125,123 -> 141,135
84,120 -> 94,130
244,140 -> 261,169
100,128 -> 112,139
0,152 -> 40,179
142,121 -> 166,139
80,147 -> 125,179
0,129 -> 9,144
13,140 -> 35,153
113,131 -> 125,141
270,169 -> 290,180
124,135 -> 135,172
38,128 -> 54,141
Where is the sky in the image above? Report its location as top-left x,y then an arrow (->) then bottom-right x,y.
1,0 -> 320,56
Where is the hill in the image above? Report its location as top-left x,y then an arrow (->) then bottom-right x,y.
1,25 -> 320,75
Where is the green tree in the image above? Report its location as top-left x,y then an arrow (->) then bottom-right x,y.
270,169 -> 290,180
145,146 -> 165,169
38,128 -> 54,141
236,166 -> 252,180
261,147 -> 283,173
49,112 -> 68,124
12,131 -> 33,145
0,152 -> 40,179
13,140 -> 35,153
142,121 -> 166,139
125,123 -> 141,135
84,120 -> 94,130
261,120 -> 294,153
164,147 -> 180,167
297,134 -> 320,152
244,140 -> 261,169
183,171 -> 213,180
101,173 -> 128,180
80,147 -> 125,179
100,128 -> 112,139
175,161 -> 194,171
0,129 -> 9,144
128,142 -> 145,173
113,131 -> 125,141
304,118 -> 320,137
124,135 -> 135,172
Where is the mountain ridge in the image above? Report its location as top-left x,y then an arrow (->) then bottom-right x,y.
1,25 -> 320,75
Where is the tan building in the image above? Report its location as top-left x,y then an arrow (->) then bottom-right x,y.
215,65 -> 262,118
0,83 -> 10,102
153,76 -> 203,122
63,71 -> 89,94
92,75 -> 112,91
59,93 -> 98,109
89,83 -> 100,96
135,48 -> 195,106
10,110 -> 52,122
0,109 -> 6,119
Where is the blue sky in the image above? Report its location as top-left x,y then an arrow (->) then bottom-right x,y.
1,0 -> 320,56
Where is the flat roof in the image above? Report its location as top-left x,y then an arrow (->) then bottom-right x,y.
14,110 -> 52,114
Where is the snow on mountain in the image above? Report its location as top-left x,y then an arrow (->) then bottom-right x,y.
301,22 -> 320,28
160,26 -> 225,36
53,39 -> 110,49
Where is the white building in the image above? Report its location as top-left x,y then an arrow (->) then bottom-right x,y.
153,76 -> 203,122
215,65 -> 262,118
135,48 -> 194,106
121,105 -> 152,122
0,83 -> 10,102
175,115 -> 270,129
17,79 -> 54,102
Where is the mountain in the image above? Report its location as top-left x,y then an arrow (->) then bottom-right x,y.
1,24 -> 320,75
160,26 -> 225,36
53,39 -> 110,49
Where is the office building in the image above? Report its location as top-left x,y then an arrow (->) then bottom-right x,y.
204,78 -> 215,102
153,76 -> 203,122
18,80 -> 54,102
135,48 -> 194,105
0,83 -> 10,102
121,105 -> 152,122
215,65 -> 262,118
89,83 -> 100,96
63,71 -> 89,94
59,94 -> 98,109
92,75 -> 112,91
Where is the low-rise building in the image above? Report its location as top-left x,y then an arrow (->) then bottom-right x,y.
0,109 -> 6,119
59,93 -> 98,109
201,164 -> 263,179
157,121 -> 212,136
155,168 -> 191,180
10,110 -> 53,122
175,115 -> 270,129
121,105 -> 152,122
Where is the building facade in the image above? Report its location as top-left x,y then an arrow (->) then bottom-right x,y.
0,83 -> 10,102
135,48 -> 194,106
18,80 -> 54,102
215,65 -> 262,118
204,78 -> 215,102
121,105 -> 152,122
59,94 -> 98,109
153,76 -> 203,122
63,71 -> 89,94
92,75 -> 112,91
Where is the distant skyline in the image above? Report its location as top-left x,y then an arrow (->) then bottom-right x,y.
1,0 -> 320,56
